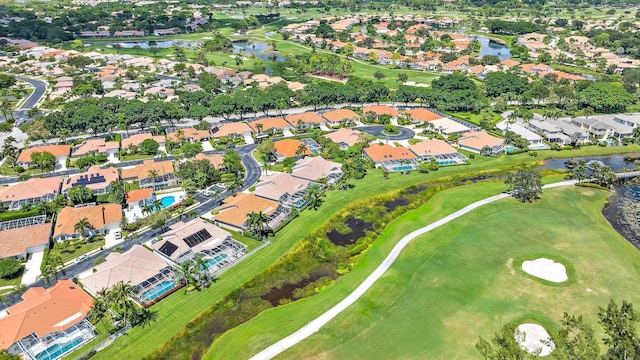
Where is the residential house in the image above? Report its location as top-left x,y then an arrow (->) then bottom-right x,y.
193,153 -> 224,169
253,172 -> 313,209
322,109 -> 360,127
153,28 -> 178,36
113,30 -> 145,37
16,145 -> 71,170
273,139 -> 310,162
363,105 -> 398,120
527,120 -> 571,145
167,128 -> 210,143
457,131 -> 505,155
121,132 -> 166,152
409,139 -> 467,165
0,177 -> 61,210
496,121 -> 548,149
125,188 -> 155,214
71,138 -> 119,163
285,112 -> 326,130
121,160 -> 176,189
61,166 -> 119,196
291,156 -> 343,184
403,108 -> 444,123
53,204 -> 122,241
0,280 -> 95,360
0,221 -> 51,259
364,143 -> 418,171
214,193 -> 289,231
323,128 -> 364,150
78,245 -> 178,305
152,218 -> 246,275
250,117 -> 291,136
211,122 -> 253,140
571,115 -> 633,140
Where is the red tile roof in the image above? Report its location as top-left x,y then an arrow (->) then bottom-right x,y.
17,145 -> 70,164
0,280 -> 93,350
364,143 -> 417,163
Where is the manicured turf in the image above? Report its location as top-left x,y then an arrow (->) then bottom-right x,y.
95,145 -> 639,359
233,186 -> 640,359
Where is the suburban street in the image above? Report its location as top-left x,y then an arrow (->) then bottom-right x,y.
0,143 -> 261,309
13,76 -> 47,125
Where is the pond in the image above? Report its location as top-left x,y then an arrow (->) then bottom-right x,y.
473,35 -> 512,61
88,40 -> 202,49
602,184 -> 640,249
538,155 -> 637,172
326,218 -> 374,246
232,40 -> 285,62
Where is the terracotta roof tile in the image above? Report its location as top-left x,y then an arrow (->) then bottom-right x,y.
17,145 -> 70,164
53,204 -> 122,238
211,122 -> 252,138
249,117 -> 290,132
0,223 -> 51,258
363,105 -> 398,117
404,108 -> 443,122
214,193 -> 279,229
364,143 -> 417,163
0,177 -> 61,203
285,112 -> 326,126
0,279 -> 93,350
126,188 -> 153,204
322,109 -> 360,122
273,139 -> 309,158
121,160 -> 174,181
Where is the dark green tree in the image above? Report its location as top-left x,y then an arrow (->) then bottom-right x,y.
504,169 -> 543,203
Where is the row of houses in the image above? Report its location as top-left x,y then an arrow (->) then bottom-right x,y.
0,214 -> 247,360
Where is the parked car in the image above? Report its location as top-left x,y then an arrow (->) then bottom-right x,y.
113,230 -> 122,240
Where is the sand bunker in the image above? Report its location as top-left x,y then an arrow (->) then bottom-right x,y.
515,323 -> 554,356
522,258 -> 568,283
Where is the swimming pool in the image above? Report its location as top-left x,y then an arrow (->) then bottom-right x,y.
391,165 -> 414,172
438,160 -> 457,166
140,280 -> 175,303
202,253 -> 229,270
35,336 -> 84,360
505,146 -> 517,152
160,196 -> 175,208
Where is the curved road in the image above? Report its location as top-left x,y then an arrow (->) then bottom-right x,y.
0,144 -> 261,309
13,76 -> 47,125
250,180 -> 578,360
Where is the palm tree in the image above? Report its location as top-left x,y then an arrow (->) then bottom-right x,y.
193,254 -> 209,285
135,308 -> 158,328
255,123 -> 264,136
89,289 -> 112,333
295,144 -> 308,157
109,281 -> 136,325
246,211 -> 258,235
142,204 -> 153,216
74,218 -> 93,240
254,211 -> 269,239
152,198 -> 163,212
40,254 -> 65,286
175,260 -> 199,289
147,169 -> 159,189
306,184 -> 324,210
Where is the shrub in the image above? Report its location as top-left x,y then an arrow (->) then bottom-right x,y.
93,257 -> 106,266
0,258 -> 22,279
248,185 -> 256,192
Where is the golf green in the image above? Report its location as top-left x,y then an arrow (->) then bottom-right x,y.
214,186 -> 640,359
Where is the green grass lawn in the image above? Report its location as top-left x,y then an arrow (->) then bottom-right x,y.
0,267 -> 23,288
220,185 -> 640,359
94,145 -> 640,359
49,239 -> 105,264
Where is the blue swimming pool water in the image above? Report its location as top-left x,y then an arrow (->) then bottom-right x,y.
391,165 -> 414,172
160,196 -> 175,208
140,280 -> 175,303
35,336 -> 84,360
438,160 -> 457,166
202,253 -> 229,270
505,146 -> 517,152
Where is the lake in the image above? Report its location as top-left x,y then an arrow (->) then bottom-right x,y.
474,35 -> 512,60
89,40 -> 202,49
538,155 -> 636,172
232,40 -> 285,62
